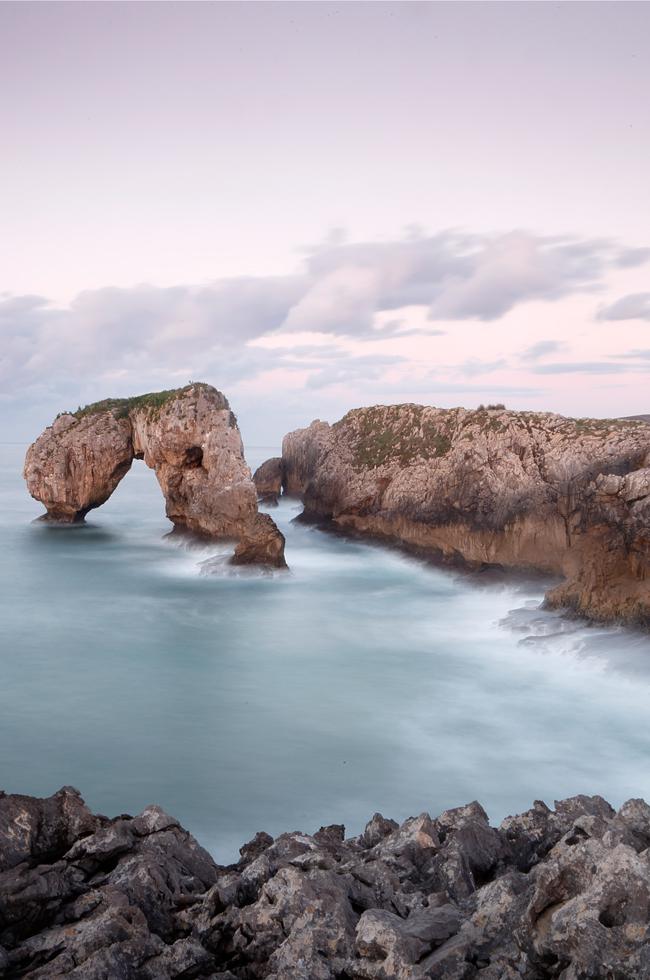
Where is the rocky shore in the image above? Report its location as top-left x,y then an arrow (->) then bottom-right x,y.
23,384 -> 286,568
2,787 -> 650,978
264,405 -> 650,625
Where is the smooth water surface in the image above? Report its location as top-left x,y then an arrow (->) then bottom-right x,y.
2,442 -> 650,860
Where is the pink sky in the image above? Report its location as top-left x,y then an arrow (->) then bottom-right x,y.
1,2 -> 648,443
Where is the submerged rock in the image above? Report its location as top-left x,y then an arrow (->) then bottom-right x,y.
23,383 -> 285,568
281,405 -> 650,625
2,787 -> 650,977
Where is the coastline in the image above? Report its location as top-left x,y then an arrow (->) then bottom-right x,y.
2,786 -> 649,978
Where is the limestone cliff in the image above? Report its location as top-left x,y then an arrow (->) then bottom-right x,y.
279,405 -> 650,624
24,384 -> 286,568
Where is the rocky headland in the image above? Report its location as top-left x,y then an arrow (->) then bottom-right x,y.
23,384 -> 286,568
269,405 -> 650,625
2,787 -> 650,978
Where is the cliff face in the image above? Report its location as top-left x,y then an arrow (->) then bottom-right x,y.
24,384 -> 286,568
3,786 -> 650,978
21,411 -> 133,522
281,405 -> 650,624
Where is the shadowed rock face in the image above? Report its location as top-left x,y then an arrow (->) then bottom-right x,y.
2,787 -> 650,978
277,405 -> 650,625
252,457 -> 284,504
23,384 -> 286,568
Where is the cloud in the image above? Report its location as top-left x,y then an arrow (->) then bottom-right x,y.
615,248 -> 650,269
1,228 -> 647,416
596,292 -> 650,322
612,349 -> 650,360
302,230 -> 635,325
304,353 -> 406,390
520,340 -> 565,361
379,378 -> 543,399
456,358 -> 508,377
531,361 -> 650,375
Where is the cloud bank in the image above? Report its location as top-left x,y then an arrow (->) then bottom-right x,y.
3,229 -> 647,399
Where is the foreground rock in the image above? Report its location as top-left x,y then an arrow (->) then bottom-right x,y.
3,788 -> 650,978
278,405 -> 650,625
23,384 -> 286,568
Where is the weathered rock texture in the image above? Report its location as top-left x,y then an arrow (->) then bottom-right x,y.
252,457 -> 284,504
3,788 -> 650,978
23,384 -> 286,568
279,405 -> 650,624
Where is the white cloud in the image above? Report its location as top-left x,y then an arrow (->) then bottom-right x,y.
1,228 -> 648,427
597,293 -> 650,322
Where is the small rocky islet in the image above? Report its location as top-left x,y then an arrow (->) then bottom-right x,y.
10,385 -> 650,977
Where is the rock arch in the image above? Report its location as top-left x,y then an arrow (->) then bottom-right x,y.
23,383 -> 286,567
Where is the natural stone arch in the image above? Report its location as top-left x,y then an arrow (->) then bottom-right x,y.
23,383 -> 286,567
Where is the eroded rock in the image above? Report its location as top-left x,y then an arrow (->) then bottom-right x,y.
23,384 -> 285,568
281,405 -> 650,625
252,457 -> 284,504
3,788 -> 650,977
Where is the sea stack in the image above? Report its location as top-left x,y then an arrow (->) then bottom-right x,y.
23,383 -> 286,568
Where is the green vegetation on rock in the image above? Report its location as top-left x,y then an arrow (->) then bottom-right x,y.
338,405 -> 453,470
70,383 -> 213,420
332,402 -> 649,474
572,416 -> 643,435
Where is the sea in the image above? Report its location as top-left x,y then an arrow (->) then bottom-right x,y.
2,442 -> 650,862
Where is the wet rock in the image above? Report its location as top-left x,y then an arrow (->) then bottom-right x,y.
3,788 -> 650,978
238,831 -> 273,865
0,786 -> 97,872
361,813 -> 399,849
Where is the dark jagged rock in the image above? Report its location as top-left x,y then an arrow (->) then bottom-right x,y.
281,405 -> 650,625
252,457 -> 284,504
23,384 -> 285,569
3,788 -> 650,978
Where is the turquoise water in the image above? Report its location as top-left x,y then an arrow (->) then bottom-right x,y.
2,441 -> 650,861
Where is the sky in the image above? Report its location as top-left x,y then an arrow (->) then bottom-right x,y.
1,0 -> 649,447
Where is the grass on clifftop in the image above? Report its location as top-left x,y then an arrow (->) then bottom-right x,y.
336,402 -> 649,471
70,383 -> 213,420
338,405 -> 453,469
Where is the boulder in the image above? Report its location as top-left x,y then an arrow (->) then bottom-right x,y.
2,789 -> 650,978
